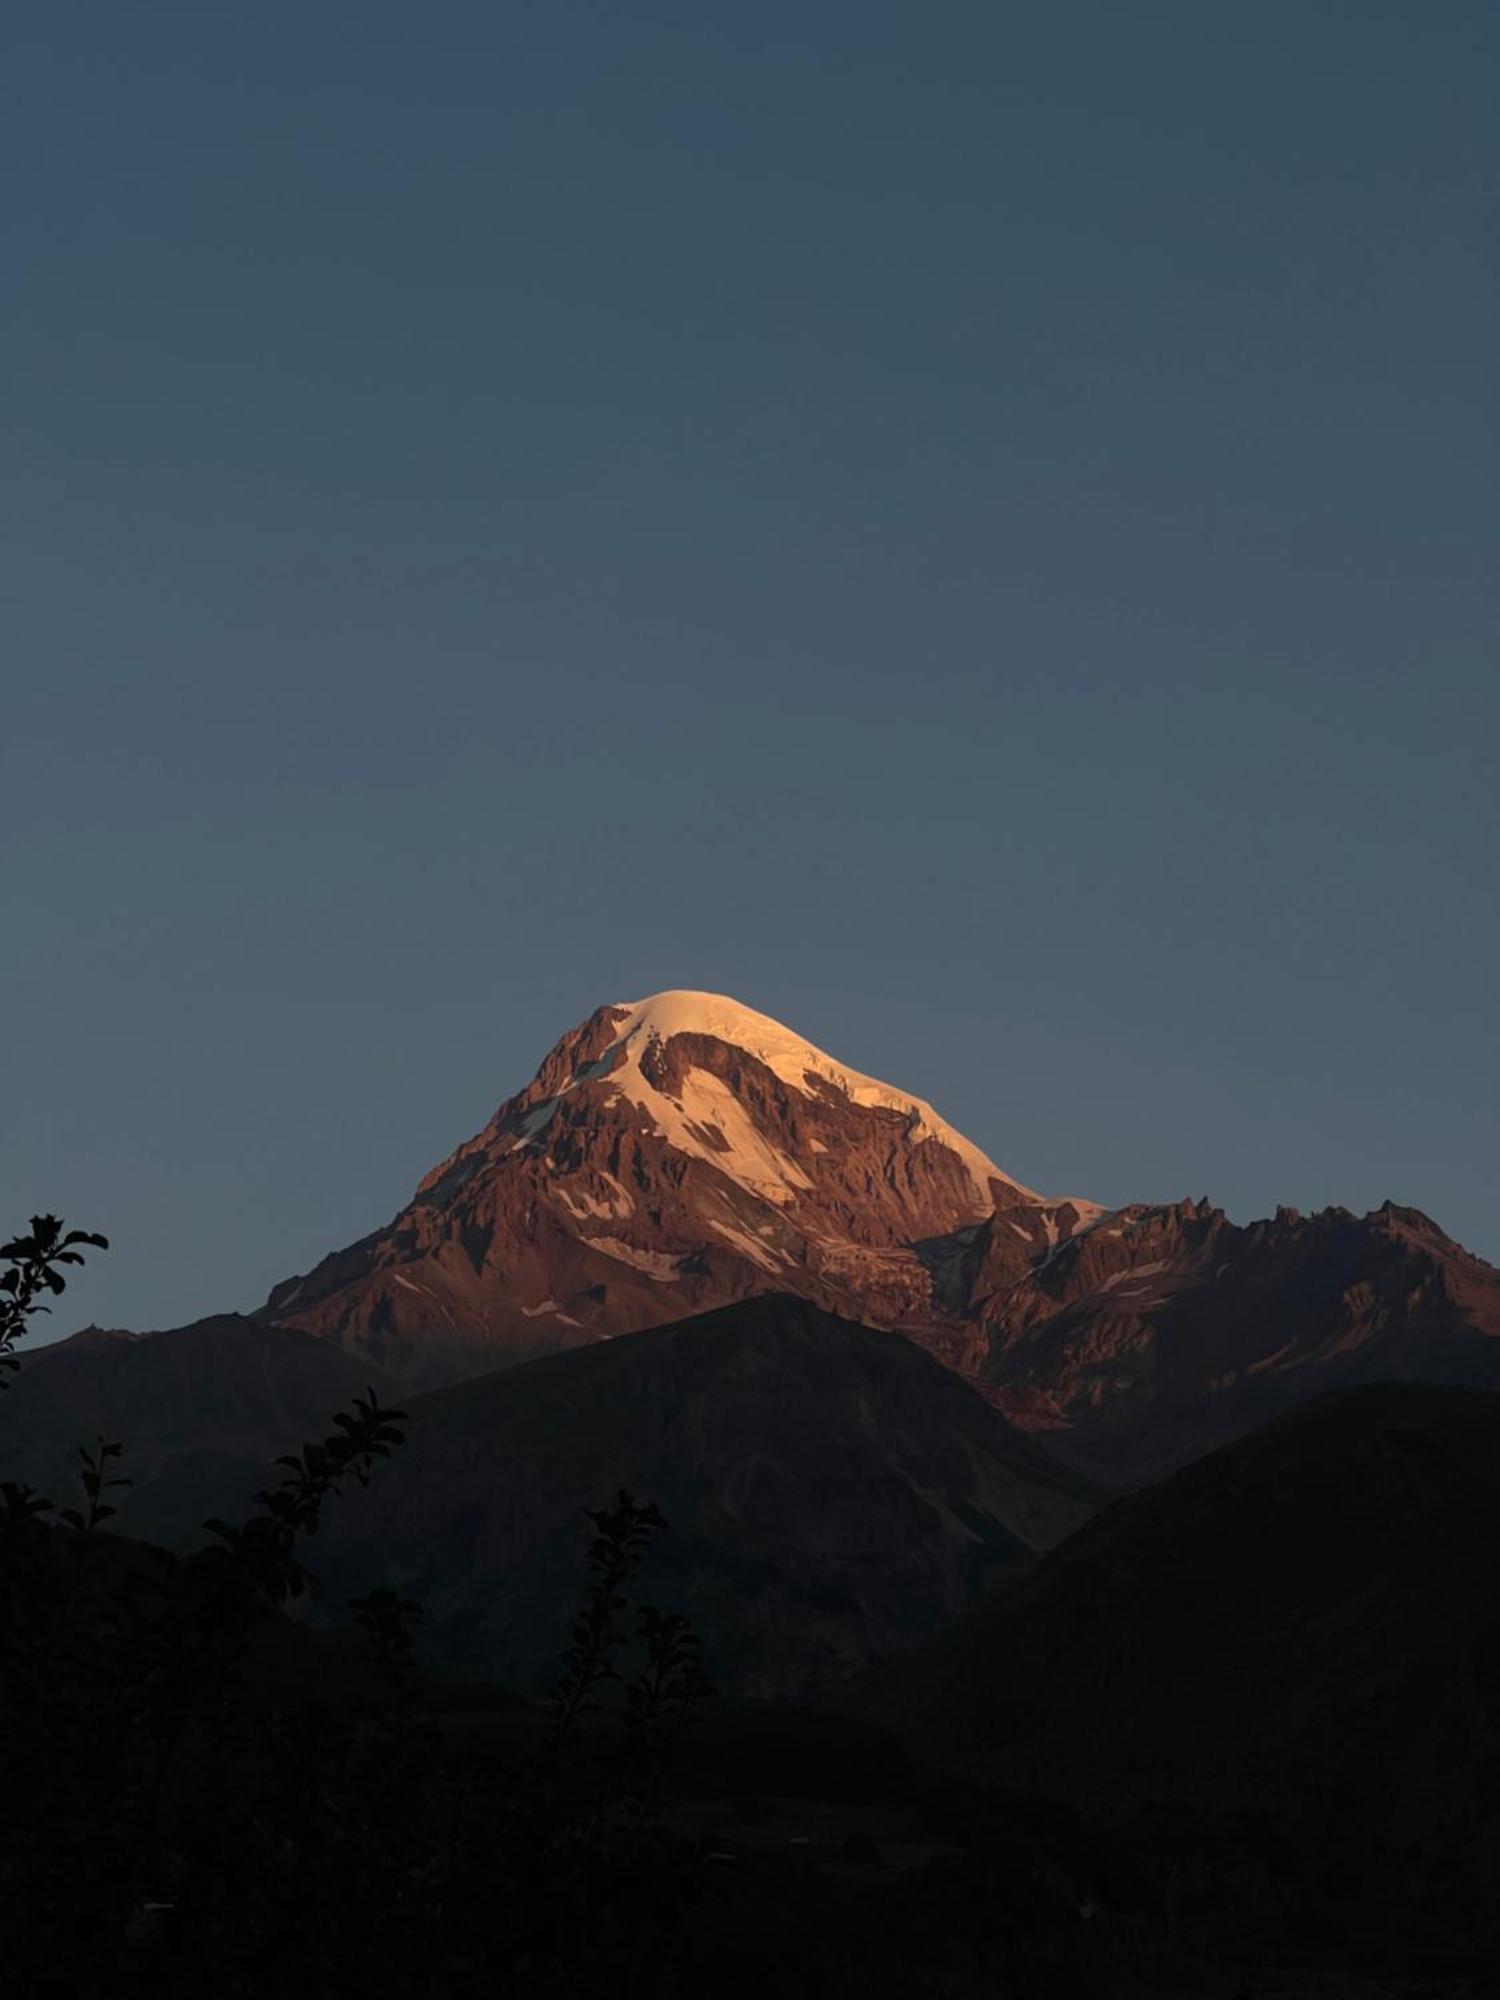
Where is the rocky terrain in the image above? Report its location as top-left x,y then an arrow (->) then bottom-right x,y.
972,1195 -> 1500,1482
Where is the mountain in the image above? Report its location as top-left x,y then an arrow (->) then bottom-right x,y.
854,1382 -> 1500,1944
0,1315 -> 394,1544
259,990 -> 1100,1388
1,1291 -> 1096,1701
306,1295 -> 1100,1699
257,987 -> 1500,1482
973,1195 -> 1500,1482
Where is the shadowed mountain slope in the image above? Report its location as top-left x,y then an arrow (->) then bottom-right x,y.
0,1315 -> 394,1541
859,1381 -> 1500,1910
309,1294 -> 1099,1700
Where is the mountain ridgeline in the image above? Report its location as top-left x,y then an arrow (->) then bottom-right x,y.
309,1296 -> 1100,1699
243,989 -> 1500,1483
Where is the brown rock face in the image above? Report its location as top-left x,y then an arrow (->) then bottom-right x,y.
256,988 -> 1500,1483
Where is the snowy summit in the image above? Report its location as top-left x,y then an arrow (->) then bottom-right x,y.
600,990 -> 1038,1211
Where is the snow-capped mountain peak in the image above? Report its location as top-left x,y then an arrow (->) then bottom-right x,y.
262,988 -> 1101,1386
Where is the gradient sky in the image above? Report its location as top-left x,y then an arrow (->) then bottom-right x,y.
4,1 -> 1497,1342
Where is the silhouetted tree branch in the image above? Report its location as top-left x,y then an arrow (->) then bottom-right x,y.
0,1213 -> 108,1385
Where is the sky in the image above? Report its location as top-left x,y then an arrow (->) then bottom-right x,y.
4,0 -> 1497,1341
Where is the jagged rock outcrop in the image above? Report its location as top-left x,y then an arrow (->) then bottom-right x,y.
974,1196 -> 1500,1481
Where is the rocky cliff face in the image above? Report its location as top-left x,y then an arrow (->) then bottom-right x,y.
256,988 -> 1500,1481
973,1196 -> 1500,1481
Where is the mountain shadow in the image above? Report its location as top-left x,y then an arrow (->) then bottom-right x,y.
309,1294 -> 1100,1699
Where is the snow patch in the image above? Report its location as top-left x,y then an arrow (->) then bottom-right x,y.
566,1026 -> 817,1206
388,1270 -> 458,1329
558,1180 -> 635,1222
1099,1260 -> 1167,1291
583,1236 -> 683,1282
1060,1198 -> 1109,1228
706,1218 -> 786,1275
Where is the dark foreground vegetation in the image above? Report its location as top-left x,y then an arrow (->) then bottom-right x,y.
2,1220 -> 1493,1997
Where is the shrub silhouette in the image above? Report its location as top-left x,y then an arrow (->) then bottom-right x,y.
0,1213 -> 109,1384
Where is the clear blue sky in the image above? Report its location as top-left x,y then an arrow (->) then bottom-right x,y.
4,1 -> 1496,1338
